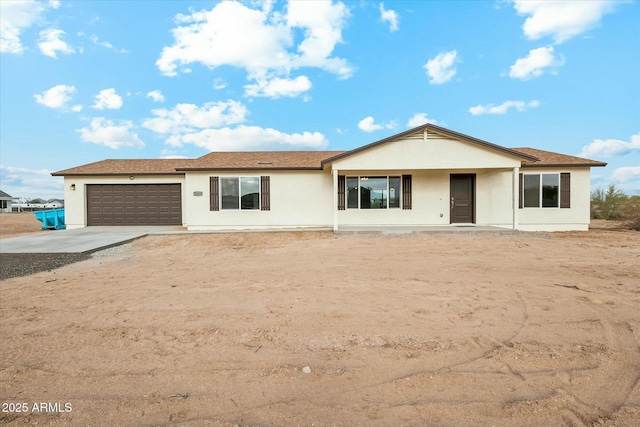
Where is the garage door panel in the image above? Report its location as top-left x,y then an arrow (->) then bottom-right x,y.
87,184 -> 182,226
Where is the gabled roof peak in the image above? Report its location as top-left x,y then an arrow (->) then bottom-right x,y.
321,123 -> 540,166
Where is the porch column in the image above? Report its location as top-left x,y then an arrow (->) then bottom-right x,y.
333,168 -> 338,231
513,167 -> 519,230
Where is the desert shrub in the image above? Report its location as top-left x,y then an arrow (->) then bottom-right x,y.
622,196 -> 640,231
591,185 -> 628,220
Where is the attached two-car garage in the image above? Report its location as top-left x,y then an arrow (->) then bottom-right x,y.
86,184 -> 182,226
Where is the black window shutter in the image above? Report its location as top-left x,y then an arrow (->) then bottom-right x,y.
338,175 -> 345,210
560,173 -> 570,208
518,173 -> 523,209
260,176 -> 270,211
402,175 -> 412,210
210,176 -> 219,211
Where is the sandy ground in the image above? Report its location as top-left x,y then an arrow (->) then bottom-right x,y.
0,212 -> 45,239
0,217 -> 639,427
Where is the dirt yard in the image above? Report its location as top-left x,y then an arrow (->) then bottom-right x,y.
0,216 -> 639,426
0,212 -> 44,238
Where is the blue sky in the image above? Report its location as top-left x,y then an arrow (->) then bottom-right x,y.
1,0 -> 638,200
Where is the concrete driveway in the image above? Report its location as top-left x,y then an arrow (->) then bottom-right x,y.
0,226 -> 178,254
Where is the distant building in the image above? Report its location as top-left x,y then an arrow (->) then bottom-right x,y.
0,190 -> 19,213
46,199 -> 65,209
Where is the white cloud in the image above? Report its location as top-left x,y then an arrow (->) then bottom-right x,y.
89,34 -> 128,53
0,164 -> 62,200
512,0 -> 622,44
142,98 -> 326,151
78,117 -> 145,149
71,104 -> 83,112
213,78 -> 227,90
579,134 -> 640,158
142,100 -> 248,135
468,100 -> 540,115
146,90 -> 165,103
244,75 -> 312,98
379,3 -> 399,32
0,0 -> 45,54
0,165 -> 51,175
611,166 -> 640,188
358,116 -> 395,133
160,155 -> 192,159
92,88 -> 123,110
358,116 -> 383,132
33,84 -> 76,109
49,0 -> 60,9
172,125 -> 328,151
89,34 -> 112,49
509,46 -> 564,80
424,50 -> 458,84
156,0 -> 352,99
38,28 -> 75,58
407,113 -> 438,127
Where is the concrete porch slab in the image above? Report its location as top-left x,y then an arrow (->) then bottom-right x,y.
335,225 -> 516,234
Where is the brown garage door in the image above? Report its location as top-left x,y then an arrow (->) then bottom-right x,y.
87,184 -> 182,226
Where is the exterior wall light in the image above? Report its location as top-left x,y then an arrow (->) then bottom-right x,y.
129,175 -> 135,180
70,184 -> 76,191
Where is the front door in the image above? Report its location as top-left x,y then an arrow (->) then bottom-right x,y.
450,174 -> 475,224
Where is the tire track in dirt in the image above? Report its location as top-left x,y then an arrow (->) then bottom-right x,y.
560,303 -> 640,425
174,288 -> 533,425
323,289 -> 532,402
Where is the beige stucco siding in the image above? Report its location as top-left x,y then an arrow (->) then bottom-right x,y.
331,136 -> 522,171
475,169 -> 515,227
518,168 -> 591,231
62,175 -> 186,229
184,170 -> 333,230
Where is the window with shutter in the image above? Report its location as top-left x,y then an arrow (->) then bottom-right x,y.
402,175 -> 412,210
210,176 -> 219,211
560,173 -> 570,208
521,173 -> 561,208
343,175 -> 404,209
518,173 -> 523,209
214,176 -> 264,210
338,175 -> 345,210
260,176 -> 270,211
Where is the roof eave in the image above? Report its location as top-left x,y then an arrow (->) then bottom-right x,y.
521,162 -> 607,168
176,166 -> 323,172
51,172 -> 186,176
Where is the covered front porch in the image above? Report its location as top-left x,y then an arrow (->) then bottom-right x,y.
330,167 -> 521,231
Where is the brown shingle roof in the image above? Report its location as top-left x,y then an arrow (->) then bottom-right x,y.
512,148 -> 607,168
51,159 -> 193,176
50,141 -> 606,176
177,151 -> 346,170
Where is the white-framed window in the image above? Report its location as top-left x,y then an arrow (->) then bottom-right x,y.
523,173 -> 559,208
220,176 -> 260,210
346,176 -> 401,209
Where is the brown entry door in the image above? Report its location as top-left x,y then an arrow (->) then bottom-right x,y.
450,174 -> 475,224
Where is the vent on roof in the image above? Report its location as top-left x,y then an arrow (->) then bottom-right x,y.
258,161 -> 273,165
